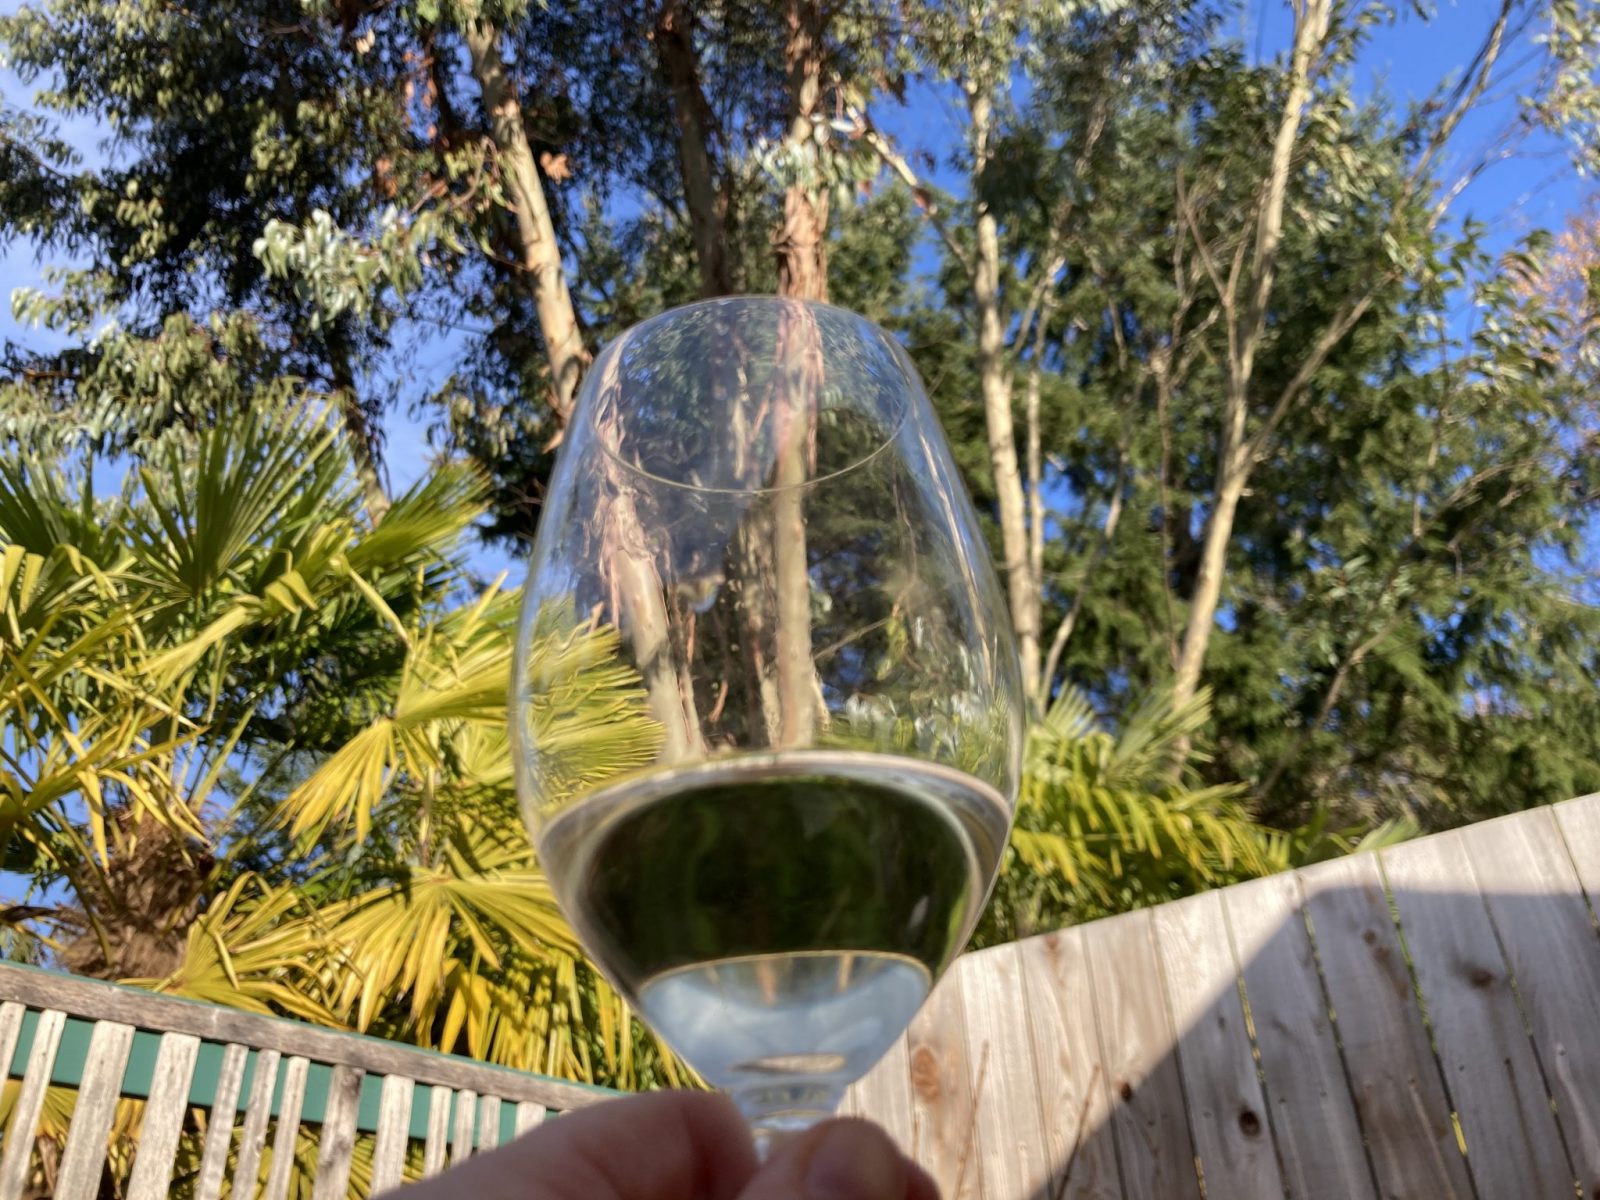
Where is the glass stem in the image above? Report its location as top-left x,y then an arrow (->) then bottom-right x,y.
733,1081 -> 845,1159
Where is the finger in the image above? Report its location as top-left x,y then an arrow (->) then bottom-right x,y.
395,1090 -> 759,1200
736,1118 -> 939,1200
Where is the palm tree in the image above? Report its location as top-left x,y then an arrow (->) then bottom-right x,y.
976,685 -> 1413,945
0,402 -> 680,1089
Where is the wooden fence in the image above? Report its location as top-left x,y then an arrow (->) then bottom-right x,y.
0,962 -> 604,1198
841,791 -> 1600,1200
4,794 -> 1598,1197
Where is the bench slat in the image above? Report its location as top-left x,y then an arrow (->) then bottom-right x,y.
311,1064 -> 365,1200
422,1084 -> 451,1177
0,1008 -> 66,1200
371,1074 -> 416,1193
262,1054 -> 309,1200
126,1031 -> 202,1200
54,1020 -> 136,1199
193,1042 -> 248,1200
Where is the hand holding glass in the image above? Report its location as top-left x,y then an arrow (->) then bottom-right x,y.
513,298 -> 1023,1143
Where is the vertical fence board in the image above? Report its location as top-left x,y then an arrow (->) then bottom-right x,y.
1379,830 -> 1572,1199
1221,872 -> 1376,1200
955,945 -> 1053,1199
844,1031 -> 916,1155
1081,910 -> 1201,1200
1465,807 -> 1600,1191
905,967 -> 981,1199
1016,927 -> 1121,1200
1550,794 -> 1600,912
1152,891 -> 1284,1199
1298,853 -> 1474,1199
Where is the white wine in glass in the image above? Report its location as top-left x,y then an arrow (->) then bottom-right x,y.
513,297 -> 1022,1145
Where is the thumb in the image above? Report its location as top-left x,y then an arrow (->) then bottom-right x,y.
738,1119 -> 940,1200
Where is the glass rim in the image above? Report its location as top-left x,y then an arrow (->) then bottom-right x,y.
588,295 -> 912,497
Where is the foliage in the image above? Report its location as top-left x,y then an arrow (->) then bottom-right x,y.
977,687 -> 1281,942
900,0 -> 1600,828
976,685 -> 1417,944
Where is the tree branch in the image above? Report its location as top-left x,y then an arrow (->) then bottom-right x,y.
1041,411 -> 1131,696
1245,281 -> 1388,462
856,117 -> 975,279
1407,0 -> 1517,194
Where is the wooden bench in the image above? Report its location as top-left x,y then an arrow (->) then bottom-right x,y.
0,962 -> 604,1198
842,792 -> 1600,1200
3,793 -> 1597,1197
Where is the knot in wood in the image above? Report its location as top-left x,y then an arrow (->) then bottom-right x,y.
909,1046 -> 941,1100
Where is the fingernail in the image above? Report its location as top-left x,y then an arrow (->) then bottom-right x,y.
804,1121 -> 902,1200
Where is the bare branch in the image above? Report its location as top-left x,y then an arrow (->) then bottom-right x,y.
1024,284 -> 1060,647
1237,0 -> 1331,384
1245,282 -> 1388,462
1041,410 -> 1131,695
1175,170 -> 1230,314
1011,249 -> 1067,371
1407,0 -> 1518,194
856,117 -> 975,278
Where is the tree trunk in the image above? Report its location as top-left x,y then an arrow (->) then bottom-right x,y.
1170,447 -> 1247,711
770,311 -> 820,747
655,0 -> 730,297
463,16 -> 700,757
774,0 -> 828,301
764,0 -> 827,747
592,350 -> 707,761
329,340 -> 389,525
610,488 -> 706,760
969,89 -> 1040,706
463,17 -> 590,421
1168,0 -> 1329,718
342,398 -> 391,527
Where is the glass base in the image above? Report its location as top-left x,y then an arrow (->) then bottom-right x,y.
733,1079 -> 845,1158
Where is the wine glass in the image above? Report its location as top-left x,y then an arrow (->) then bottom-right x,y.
512,297 -> 1023,1145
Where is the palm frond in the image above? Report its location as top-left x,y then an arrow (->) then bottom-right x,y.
130,875 -> 340,1024
982,685 -> 1290,941
282,603 -> 661,843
